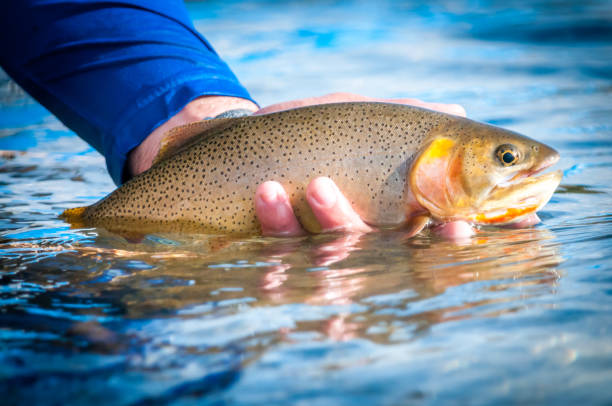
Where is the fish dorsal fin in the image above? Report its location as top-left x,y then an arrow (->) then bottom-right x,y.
152,118 -> 237,165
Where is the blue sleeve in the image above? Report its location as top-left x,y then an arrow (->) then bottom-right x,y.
0,0 -> 256,185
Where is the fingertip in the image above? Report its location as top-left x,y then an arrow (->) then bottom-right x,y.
255,181 -> 303,236
400,100 -> 466,118
306,177 -> 372,233
448,104 -> 467,117
307,177 -> 337,209
256,181 -> 283,205
504,214 -> 541,228
434,221 -> 475,239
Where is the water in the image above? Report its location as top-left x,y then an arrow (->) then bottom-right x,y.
1,0 -> 612,404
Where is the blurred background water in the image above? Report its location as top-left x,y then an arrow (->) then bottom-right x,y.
1,0 -> 612,404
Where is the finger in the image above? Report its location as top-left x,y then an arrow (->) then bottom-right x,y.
253,93 -> 354,115
254,93 -> 467,118
421,102 -> 466,117
375,98 -> 467,117
317,92 -> 466,118
433,221 -> 475,239
503,213 -> 541,228
306,177 -> 373,233
255,181 -> 304,237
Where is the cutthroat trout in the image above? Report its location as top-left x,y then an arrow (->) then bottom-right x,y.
62,102 -> 562,236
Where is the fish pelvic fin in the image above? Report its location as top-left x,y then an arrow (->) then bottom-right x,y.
152,118 -> 238,166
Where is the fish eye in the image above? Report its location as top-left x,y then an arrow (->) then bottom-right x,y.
495,144 -> 520,166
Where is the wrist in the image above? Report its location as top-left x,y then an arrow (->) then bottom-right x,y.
128,96 -> 258,177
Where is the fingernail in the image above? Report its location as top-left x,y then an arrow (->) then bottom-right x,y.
310,178 -> 337,208
258,183 -> 282,205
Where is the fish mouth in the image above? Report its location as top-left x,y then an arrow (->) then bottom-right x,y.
500,152 -> 560,187
472,156 -> 563,225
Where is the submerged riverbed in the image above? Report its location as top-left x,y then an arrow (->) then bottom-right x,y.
1,0 -> 612,404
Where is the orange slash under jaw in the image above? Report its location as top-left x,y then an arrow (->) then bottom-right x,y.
472,169 -> 562,226
472,205 -> 539,225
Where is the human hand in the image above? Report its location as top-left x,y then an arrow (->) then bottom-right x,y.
128,96 -> 258,177
253,93 -> 473,239
255,176 -> 373,236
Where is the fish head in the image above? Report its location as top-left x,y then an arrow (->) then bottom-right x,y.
409,120 -> 562,226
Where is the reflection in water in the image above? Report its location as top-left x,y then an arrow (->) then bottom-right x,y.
0,223 -> 568,404
250,228 -> 563,342
0,224 -> 562,349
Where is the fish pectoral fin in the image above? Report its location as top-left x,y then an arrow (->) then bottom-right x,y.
152,118 -> 237,166
403,215 -> 431,239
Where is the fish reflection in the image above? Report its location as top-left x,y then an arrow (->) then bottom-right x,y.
254,227 -> 562,341
0,225 -> 563,349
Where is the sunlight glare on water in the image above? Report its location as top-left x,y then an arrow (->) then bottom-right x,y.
1,1 -> 612,404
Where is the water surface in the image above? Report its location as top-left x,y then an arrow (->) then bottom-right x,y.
1,1 -> 612,404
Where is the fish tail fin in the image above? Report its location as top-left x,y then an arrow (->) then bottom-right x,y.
60,206 -> 87,226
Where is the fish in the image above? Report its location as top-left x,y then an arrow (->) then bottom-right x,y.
61,102 -> 562,236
